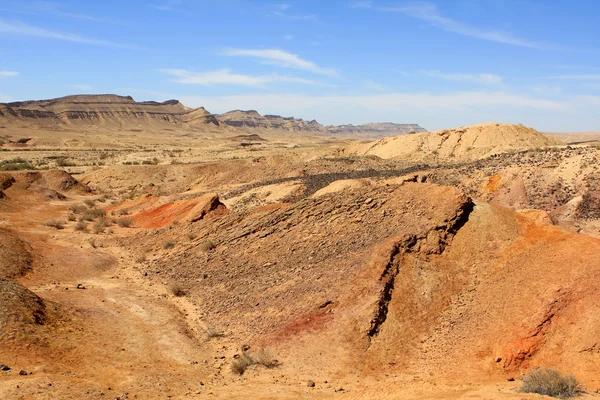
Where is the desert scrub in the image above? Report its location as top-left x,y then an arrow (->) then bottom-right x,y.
231,352 -> 255,375
163,240 -> 175,249
0,157 -> 35,171
116,217 -> 133,228
520,368 -> 581,399
202,325 -> 224,339
84,199 -> 96,208
231,348 -> 279,375
92,219 -> 109,234
68,204 -> 88,214
81,208 -> 106,221
44,219 -> 65,230
199,239 -> 215,252
74,221 -> 88,232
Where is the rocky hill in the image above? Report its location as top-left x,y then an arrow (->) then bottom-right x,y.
346,122 -> 562,161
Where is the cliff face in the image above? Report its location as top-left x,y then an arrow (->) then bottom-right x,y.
216,110 -> 426,136
327,123 -> 426,136
0,95 -> 219,129
216,110 -> 324,132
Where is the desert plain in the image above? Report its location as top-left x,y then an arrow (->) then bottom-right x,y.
0,95 -> 600,399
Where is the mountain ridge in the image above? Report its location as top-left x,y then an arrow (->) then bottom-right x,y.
0,94 -> 426,137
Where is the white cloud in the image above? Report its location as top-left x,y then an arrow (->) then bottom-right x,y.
0,18 -> 137,48
364,80 -> 386,91
223,48 -> 337,76
381,2 -> 543,49
159,68 -> 326,86
72,84 -> 92,91
351,1 -> 373,8
549,74 -> 600,80
532,86 -> 563,95
0,70 -> 18,77
180,91 -> 567,111
284,34 -> 294,40
149,0 -> 184,12
270,4 -> 316,20
423,71 -> 503,85
177,91 -> 567,125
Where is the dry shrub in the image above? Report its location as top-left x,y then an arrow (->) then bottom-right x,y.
81,208 -> 106,221
68,204 -> 87,214
253,348 -> 279,368
67,214 -> 77,222
231,352 -> 255,375
231,348 -> 279,375
199,239 -> 215,252
521,368 -> 581,399
202,325 -> 224,339
92,221 -> 106,234
187,232 -> 197,240
84,199 -> 96,208
117,217 -> 133,228
163,240 -> 175,249
74,221 -> 88,232
44,219 -> 64,230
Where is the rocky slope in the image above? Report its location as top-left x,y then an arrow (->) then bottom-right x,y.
346,122 -> 562,161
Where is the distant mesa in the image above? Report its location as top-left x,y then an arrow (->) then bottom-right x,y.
0,94 -> 426,137
0,94 -> 219,130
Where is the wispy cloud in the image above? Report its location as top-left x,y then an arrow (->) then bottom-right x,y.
381,2 -> 543,49
149,0 -> 184,12
284,34 -> 294,40
271,4 -> 316,20
184,91 -> 565,111
549,74 -> 600,80
159,68 -> 326,86
72,84 -> 92,91
423,70 -> 503,85
0,70 -> 18,77
364,80 -> 386,91
176,91 -> 568,128
351,1 -> 373,8
0,1 -> 124,25
0,18 -> 138,49
223,48 -> 337,76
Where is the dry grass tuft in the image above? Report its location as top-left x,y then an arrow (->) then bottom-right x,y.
199,239 -> 215,252
230,348 -> 279,375
117,217 -> 133,228
74,221 -> 88,232
231,352 -> 255,375
521,368 -> 582,399
44,219 -> 65,230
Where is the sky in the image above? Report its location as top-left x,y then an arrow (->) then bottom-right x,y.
0,0 -> 599,131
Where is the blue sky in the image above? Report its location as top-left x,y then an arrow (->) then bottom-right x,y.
0,0 -> 599,131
